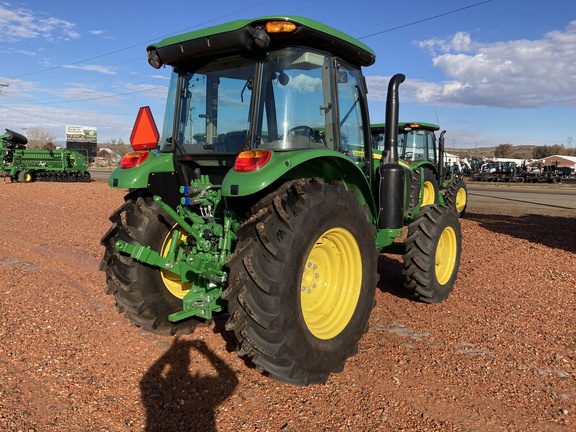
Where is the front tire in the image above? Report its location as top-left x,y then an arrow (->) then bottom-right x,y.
421,169 -> 439,206
223,179 -> 378,385
443,179 -> 468,217
100,194 -> 207,335
18,170 -> 33,183
402,205 -> 461,303
409,169 -> 439,213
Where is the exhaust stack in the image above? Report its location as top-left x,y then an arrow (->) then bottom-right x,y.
377,74 -> 405,229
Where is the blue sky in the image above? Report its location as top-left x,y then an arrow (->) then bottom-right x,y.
1,0 -> 575,150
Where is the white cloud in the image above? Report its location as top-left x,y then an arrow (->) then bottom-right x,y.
0,5 -> 79,42
417,31 -> 475,54
63,64 -> 117,75
89,29 -> 114,40
287,74 -> 322,93
0,77 -> 36,98
0,103 -> 134,141
370,20 -> 576,109
123,82 -> 168,100
45,86 -> 122,105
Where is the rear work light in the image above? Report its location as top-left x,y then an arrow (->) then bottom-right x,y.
234,150 -> 271,172
120,151 -> 150,169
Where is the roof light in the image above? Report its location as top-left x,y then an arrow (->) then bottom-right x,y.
234,150 -> 271,172
147,49 -> 162,69
120,151 -> 150,169
265,21 -> 297,33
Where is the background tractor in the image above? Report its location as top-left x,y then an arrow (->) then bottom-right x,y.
371,122 -> 468,216
100,16 -> 462,386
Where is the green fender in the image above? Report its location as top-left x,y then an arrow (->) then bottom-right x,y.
108,152 -> 175,189
409,160 -> 438,177
222,149 -> 378,223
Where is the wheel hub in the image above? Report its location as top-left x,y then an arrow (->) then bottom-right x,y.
300,228 -> 362,340
161,226 -> 192,299
422,181 -> 436,206
435,226 -> 457,285
455,187 -> 467,213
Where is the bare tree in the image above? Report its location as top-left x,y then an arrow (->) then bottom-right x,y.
26,126 -> 57,149
532,144 -> 567,158
97,138 -> 131,166
494,143 -> 515,158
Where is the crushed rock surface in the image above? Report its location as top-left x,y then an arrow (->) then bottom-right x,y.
0,180 -> 574,431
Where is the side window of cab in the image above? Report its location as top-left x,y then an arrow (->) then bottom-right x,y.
336,61 -> 366,163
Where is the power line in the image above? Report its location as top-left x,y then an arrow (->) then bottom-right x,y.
358,0 -> 494,39
2,0 -> 495,125
5,0 -> 275,80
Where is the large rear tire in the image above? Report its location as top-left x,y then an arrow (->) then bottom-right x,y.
443,179 -> 468,217
100,195 -> 207,335
402,205 -> 461,303
223,178 -> 378,385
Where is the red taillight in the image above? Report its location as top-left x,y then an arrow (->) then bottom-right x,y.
120,151 -> 150,169
234,150 -> 272,172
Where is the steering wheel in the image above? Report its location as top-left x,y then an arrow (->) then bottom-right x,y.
287,125 -> 313,137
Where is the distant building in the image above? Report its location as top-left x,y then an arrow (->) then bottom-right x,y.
539,155 -> 576,167
539,155 -> 576,175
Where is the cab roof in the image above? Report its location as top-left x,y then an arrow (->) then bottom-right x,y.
371,122 -> 440,133
147,16 -> 376,68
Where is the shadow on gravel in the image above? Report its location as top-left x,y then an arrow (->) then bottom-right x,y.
465,212 -> 576,254
140,337 -> 238,432
376,253 -> 412,299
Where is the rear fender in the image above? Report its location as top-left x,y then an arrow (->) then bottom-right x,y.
222,149 -> 377,223
108,151 -> 175,189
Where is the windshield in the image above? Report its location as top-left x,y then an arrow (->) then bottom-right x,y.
400,130 -> 436,163
160,55 -> 255,155
160,46 -> 367,163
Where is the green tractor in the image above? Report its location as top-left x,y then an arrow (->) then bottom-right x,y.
100,16 -> 462,385
371,122 -> 468,216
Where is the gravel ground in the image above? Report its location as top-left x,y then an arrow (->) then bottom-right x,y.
0,180 -> 574,431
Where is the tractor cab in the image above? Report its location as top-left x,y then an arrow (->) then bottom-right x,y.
369,121 -> 470,217
372,122 -> 441,167
140,18 -> 376,188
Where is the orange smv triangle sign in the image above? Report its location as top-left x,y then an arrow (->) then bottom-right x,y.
130,106 -> 160,150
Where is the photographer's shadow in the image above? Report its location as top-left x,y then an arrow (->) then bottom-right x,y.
140,337 -> 238,432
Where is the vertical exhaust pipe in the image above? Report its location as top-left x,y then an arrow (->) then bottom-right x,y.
383,74 -> 405,163
438,130 -> 447,184
377,74 -> 406,229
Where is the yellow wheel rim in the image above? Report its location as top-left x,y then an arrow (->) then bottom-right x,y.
160,225 -> 192,299
422,181 -> 436,206
455,187 -> 467,213
435,226 -> 457,285
300,228 -> 362,340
